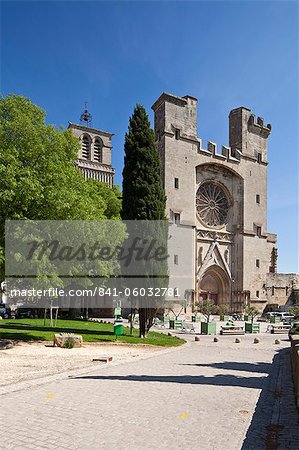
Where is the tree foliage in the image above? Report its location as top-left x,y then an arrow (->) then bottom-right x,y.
244,306 -> 260,323
216,303 -> 230,316
122,104 -> 166,221
196,298 -> 218,323
289,306 -> 299,317
0,94 -> 122,280
122,104 -> 167,337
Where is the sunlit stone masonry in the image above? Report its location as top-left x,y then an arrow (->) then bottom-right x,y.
152,92 -> 299,313
68,105 -> 114,186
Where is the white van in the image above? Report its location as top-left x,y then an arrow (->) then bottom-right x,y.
266,311 -> 294,321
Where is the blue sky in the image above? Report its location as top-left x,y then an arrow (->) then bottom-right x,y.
1,1 -> 298,273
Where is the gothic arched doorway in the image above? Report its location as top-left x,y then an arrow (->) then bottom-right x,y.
198,265 -> 230,305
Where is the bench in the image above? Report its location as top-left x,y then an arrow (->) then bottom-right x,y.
181,321 -> 195,333
169,319 -> 183,330
270,324 -> 291,334
220,326 -> 245,335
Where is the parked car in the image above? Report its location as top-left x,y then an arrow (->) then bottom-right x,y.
266,311 -> 294,321
15,308 -> 36,319
0,303 -> 11,319
266,311 -> 279,319
282,314 -> 295,324
277,312 -> 294,321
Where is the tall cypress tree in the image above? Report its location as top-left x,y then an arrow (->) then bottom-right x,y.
122,104 -> 167,337
122,104 -> 166,220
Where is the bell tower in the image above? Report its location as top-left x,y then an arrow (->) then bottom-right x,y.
68,104 -> 115,186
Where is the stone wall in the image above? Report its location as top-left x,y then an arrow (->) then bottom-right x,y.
290,335 -> 299,408
265,273 -> 299,307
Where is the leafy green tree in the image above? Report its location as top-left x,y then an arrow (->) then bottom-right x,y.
164,300 -> 186,320
196,298 -> 218,323
244,306 -> 260,323
0,94 -> 123,283
216,303 -> 230,316
122,105 -> 167,337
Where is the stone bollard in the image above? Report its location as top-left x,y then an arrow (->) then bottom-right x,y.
195,336 -> 200,342
254,338 -> 260,344
235,338 -> 241,343
213,337 -> 219,342
274,339 -> 280,345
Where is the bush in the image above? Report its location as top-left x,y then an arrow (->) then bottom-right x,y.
63,337 -> 75,349
294,324 -> 299,334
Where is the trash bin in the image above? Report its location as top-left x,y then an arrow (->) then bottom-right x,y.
114,319 -> 123,336
270,316 -> 280,324
114,307 -> 122,320
169,320 -> 175,329
245,322 -> 260,333
174,320 -> 183,329
192,315 -> 201,322
163,315 -> 170,325
220,315 -> 230,322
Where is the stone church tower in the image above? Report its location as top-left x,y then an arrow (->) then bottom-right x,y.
68,106 -> 114,186
152,92 -> 298,313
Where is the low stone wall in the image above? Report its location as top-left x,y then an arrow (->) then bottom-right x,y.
290,336 -> 299,408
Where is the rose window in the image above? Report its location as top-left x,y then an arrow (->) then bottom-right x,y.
196,182 -> 229,227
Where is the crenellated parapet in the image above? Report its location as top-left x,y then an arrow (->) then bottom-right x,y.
197,139 -> 241,163
229,107 -> 271,160
248,114 -> 271,138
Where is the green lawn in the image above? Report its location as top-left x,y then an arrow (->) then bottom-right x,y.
0,319 -> 185,346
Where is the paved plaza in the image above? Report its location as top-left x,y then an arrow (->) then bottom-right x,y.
0,334 -> 298,450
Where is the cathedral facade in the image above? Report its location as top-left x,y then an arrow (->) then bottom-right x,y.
152,93 -> 298,312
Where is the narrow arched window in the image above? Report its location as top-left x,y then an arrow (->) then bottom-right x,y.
81,134 -> 91,159
94,138 -> 103,163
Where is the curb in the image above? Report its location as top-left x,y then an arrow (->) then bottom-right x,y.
0,340 -> 190,397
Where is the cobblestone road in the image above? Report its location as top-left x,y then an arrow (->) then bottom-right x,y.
0,334 -> 298,450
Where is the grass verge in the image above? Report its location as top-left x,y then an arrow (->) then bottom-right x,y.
0,319 -> 185,346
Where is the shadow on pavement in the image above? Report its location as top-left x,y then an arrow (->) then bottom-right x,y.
71,373 -> 267,389
179,361 -> 271,374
